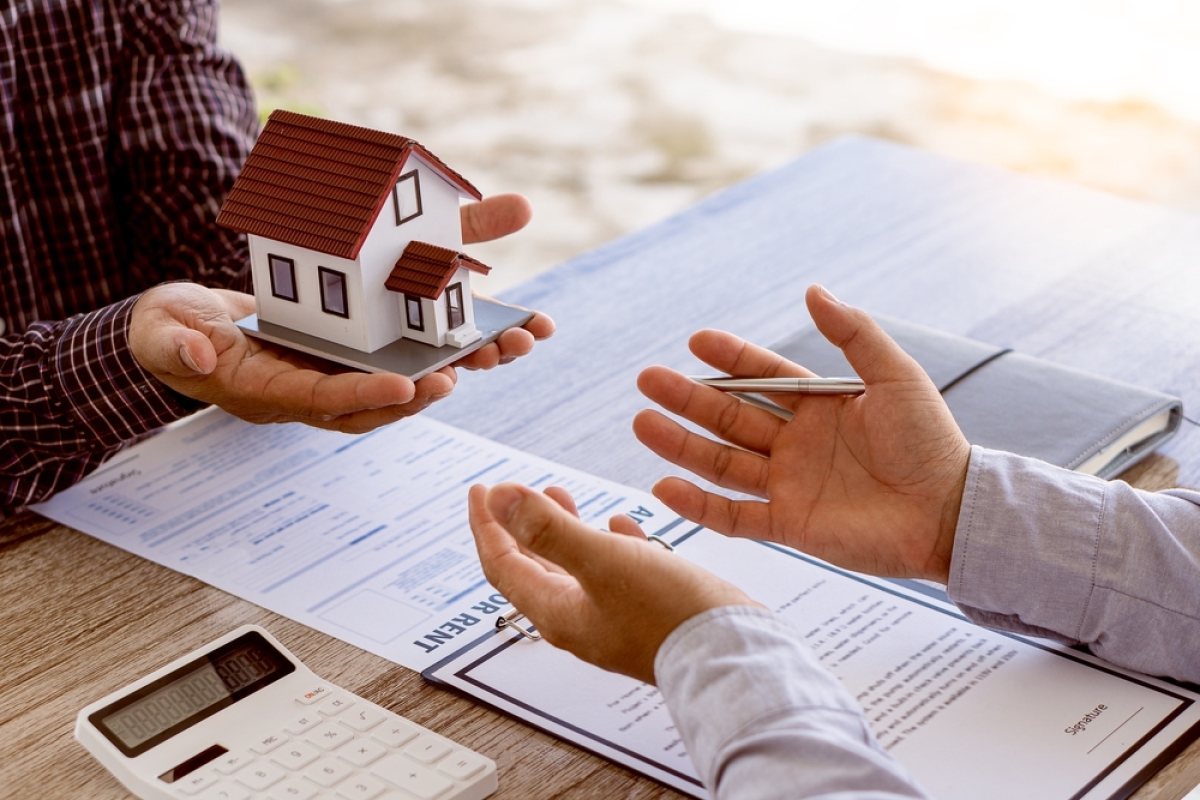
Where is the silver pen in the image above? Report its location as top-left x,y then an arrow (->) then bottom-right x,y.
690,376 -> 865,395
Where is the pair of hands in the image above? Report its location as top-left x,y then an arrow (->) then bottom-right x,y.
469,285 -> 971,685
130,195 -> 554,433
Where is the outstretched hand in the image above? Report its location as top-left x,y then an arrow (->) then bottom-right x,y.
130,194 -> 553,432
634,285 -> 971,583
468,483 -> 757,685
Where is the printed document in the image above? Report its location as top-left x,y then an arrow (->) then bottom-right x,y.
32,409 -> 676,671
34,410 -> 1200,798
426,528 -> 1200,800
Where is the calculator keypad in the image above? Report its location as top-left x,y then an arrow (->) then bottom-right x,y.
171,686 -> 496,800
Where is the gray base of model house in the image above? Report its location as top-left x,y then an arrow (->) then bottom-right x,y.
235,298 -> 534,377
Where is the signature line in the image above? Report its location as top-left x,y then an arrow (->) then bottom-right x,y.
1088,707 -> 1144,755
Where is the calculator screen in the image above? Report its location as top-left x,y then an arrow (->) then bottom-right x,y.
91,631 -> 295,757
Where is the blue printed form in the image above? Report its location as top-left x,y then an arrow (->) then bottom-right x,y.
34,409 -> 676,671
425,529 -> 1200,800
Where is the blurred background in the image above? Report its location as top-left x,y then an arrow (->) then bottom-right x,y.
219,0 -> 1200,295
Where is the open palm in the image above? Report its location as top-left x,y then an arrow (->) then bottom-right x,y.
633,285 -> 970,583
129,194 -> 553,433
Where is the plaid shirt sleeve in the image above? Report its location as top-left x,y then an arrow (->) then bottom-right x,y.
0,0 -> 257,514
0,295 -> 200,512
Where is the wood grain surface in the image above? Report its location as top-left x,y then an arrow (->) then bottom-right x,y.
4,137 -> 1199,799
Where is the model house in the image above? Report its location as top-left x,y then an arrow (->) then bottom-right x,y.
217,110 -> 491,352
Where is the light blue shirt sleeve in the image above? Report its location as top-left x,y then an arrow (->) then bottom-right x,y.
948,446 -> 1200,684
654,446 -> 1200,798
655,606 -> 931,799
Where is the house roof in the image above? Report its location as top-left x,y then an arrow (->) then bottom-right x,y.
384,241 -> 491,299
216,110 -> 482,260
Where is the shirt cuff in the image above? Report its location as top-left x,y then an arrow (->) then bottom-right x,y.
947,446 -> 1106,641
654,606 -> 887,792
47,295 -> 204,447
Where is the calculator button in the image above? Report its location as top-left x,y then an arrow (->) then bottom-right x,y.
251,732 -> 289,754
235,762 -> 287,791
286,712 -> 323,735
176,769 -> 221,795
306,722 -> 355,751
371,755 -> 453,799
212,751 -> 255,775
335,773 -> 388,800
296,685 -> 332,705
304,757 -> 354,787
318,694 -> 355,716
437,750 -> 488,781
197,783 -> 251,800
370,718 -> 419,748
340,705 -> 386,732
336,738 -> 387,767
266,777 -> 319,800
271,741 -> 320,770
403,735 -> 452,765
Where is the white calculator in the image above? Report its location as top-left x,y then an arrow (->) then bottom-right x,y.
75,625 -> 498,800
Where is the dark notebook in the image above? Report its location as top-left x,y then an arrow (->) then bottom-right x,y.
770,316 -> 1184,479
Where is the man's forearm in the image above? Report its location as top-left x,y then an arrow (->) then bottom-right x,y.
0,296 -> 195,512
950,446 -> 1200,683
656,607 -> 931,799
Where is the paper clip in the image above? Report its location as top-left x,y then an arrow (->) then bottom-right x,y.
646,534 -> 675,552
496,608 -> 541,641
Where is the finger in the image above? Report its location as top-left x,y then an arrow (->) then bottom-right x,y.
521,310 -> 556,340
804,285 -> 928,388
460,194 -> 533,244
138,319 -> 218,378
637,365 -> 784,454
468,484 -> 564,597
632,409 -> 771,498
453,310 -> 553,370
607,514 -> 646,538
689,329 -> 817,382
543,486 -> 580,517
484,483 -> 622,581
493,326 -> 535,363
210,288 -> 256,321
321,373 -> 456,432
308,370 -> 435,416
650,476 -> 773,540
253,373 -> 414,425
686,330 -> 819,414
454,342 -> 501,371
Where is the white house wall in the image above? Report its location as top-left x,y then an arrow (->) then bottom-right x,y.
454,266 -> 477,330
356,154 -> 469,351
400,266 -> 476,348
248,235 -> 370,351
248,155 -> 472,354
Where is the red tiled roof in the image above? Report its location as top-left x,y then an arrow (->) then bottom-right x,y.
216,110 -> 482,260
384,241 -> 491,299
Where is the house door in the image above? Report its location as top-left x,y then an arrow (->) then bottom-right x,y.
445,283 -> 464,329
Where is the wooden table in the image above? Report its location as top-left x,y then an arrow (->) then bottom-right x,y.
5,136 -> 1200,799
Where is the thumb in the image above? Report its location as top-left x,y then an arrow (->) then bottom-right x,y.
805,284 -> 927,388
137,322 -> 218,377
486,483 -> 616,577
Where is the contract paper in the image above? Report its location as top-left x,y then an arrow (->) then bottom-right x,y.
426,528 -> 1200,800
32,409 -> 678,671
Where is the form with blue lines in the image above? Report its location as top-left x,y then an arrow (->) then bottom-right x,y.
34,408 -> 676,671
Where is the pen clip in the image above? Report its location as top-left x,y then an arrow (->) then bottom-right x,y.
497,609 -> 542,641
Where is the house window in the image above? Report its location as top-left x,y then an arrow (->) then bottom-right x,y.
392,170 -> 423,226
445,283 -> 465,329
405,294 -> 424,331
268,255 -> 298,302
318,267 -> 349,318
